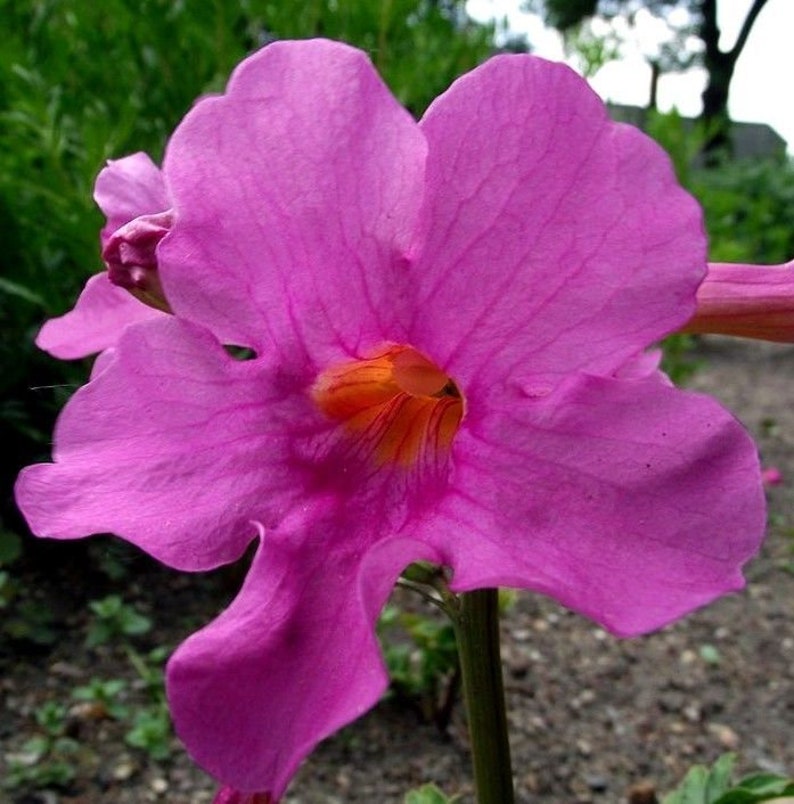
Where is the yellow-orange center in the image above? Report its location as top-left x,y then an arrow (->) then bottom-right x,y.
312,345 -> 464,468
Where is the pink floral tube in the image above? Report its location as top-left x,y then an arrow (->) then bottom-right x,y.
684,260 -> 794,342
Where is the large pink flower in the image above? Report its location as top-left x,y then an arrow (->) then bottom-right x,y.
16,40 -> 765,799
36,152 -> 170,359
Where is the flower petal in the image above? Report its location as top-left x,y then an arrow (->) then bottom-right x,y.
159,39 -> 427,360
427,374 -> 764,636
684,260 -> 794,342
410,55 -> 705,390
94,152 -> 169,243
16,316 -> 313,570
36,273 -> 164,359
167,528 -> 442,796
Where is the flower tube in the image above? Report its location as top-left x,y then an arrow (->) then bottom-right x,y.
684,260 -> 794,342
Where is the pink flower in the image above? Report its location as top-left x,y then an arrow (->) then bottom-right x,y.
762,466 -> 784,487
15,41 -> 765,799
684,260 -> 794,342
36,152 -> 171,359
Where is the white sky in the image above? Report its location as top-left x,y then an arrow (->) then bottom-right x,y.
467,0 -> 794,153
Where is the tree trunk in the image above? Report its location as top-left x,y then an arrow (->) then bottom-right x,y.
699,0 -> 770,158
648,59 -> 661,111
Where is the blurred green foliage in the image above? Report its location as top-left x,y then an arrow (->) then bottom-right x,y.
644,109 -> 794,264
3,701 -> 80,791
378,602 -> 460,728
404,783 -> 461,803
662,753 -> 794,804
85,594 -> 152,647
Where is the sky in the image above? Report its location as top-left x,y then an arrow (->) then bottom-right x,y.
466,0 -> 794,153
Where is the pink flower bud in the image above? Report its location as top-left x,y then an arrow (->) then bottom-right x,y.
103,209 -> 173,312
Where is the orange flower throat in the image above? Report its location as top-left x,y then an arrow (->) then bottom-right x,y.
312,346 -> 464,467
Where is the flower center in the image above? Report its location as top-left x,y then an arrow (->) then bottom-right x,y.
312,345 -> 464,468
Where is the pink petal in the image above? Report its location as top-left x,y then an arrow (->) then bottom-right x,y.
16,317 -> 315,570
36,273 -> 164,359
409,55 -> 705,391
612,348 -> 670,384
684,260 -> 794,342
38,153 -> 170,359
168,530 -> 442,796
424,374 -> 764,636
159,39 -> 427,359
94,151 -> 170,244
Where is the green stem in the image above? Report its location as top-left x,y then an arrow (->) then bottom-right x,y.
453,589 -> 515,804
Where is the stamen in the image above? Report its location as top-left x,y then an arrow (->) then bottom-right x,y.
312,346 -> 463,468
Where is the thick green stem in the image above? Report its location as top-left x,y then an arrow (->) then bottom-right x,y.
453,588 -> 515,804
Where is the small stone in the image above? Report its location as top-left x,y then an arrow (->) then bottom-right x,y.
684,704 -> 701,723
335,770 -> 351,791
50,661 -> 85,679
69,701 -> 108,721
578,689 -> 596,706
585,773 -> 608,792
529,715 -> 547,730
112,760 -> 136,781
522,771 -> 539,792
150,777 -> 168,794
627,780 -> 658,804
576,738 -> 593,756
709,723 -> 740,749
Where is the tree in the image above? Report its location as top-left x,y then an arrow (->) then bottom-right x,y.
528,0 -> 771,153
699,0 -> 769,151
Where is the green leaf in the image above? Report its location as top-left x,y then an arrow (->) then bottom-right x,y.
713,771 -> 794,803
125,706 -> 172,760
404,782 -> 459,803
664,755 -> 794,804
663,754 -> 736,804
0,276 -> 46,307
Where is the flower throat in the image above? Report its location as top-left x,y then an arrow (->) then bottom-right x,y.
312,346 -> 463,468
